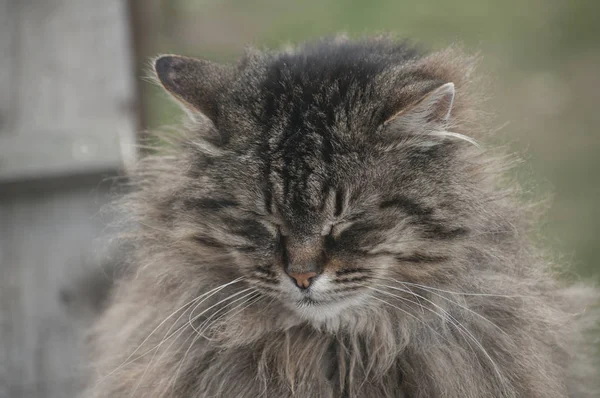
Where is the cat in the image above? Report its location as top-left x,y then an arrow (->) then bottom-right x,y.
85,37 -> 599,398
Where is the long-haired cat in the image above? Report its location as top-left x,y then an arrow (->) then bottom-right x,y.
85,37 -> 599,397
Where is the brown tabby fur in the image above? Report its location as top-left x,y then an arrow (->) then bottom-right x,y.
85,37 -> 599,398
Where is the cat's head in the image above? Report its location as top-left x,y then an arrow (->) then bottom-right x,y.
148,38 -> 486,324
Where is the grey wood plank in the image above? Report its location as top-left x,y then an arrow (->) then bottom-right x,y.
0,182 -> 115,398
0,128 -> 128,181
0,0 -> 137,180
0,0 -> 139,396
0,0 -> 16,135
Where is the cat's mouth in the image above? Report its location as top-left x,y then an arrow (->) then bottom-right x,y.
295,293 -> 340,308
297,296 -> 320,306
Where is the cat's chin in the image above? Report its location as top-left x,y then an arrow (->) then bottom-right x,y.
285,295 -> 367,328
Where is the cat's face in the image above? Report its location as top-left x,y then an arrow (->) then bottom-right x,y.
216,138 -> 466,323
153,42 -> 476,323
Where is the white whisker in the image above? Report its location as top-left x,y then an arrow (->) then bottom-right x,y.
427,130 -> 481,148
131,319 -> 190,398
399,280 -> 531,299
371,283 -> 506,386
191,290 -> 258,335
99,277 -> 245,383
169,330 -> 202,394
377,278 -> 510,337
199,294 -> 263,341
365,287 -> 447,343
187,287 -> 255,333
133,289 -> 259,396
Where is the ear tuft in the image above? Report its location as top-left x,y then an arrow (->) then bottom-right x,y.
385,82 -> 456,133
427,82 -> 455,123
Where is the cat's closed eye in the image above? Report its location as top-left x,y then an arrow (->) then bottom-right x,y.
329,221 -> 355,239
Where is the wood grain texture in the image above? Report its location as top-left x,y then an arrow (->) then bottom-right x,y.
0,0 -> 16,135
0,0 -> 138,396
0,181 -> 116,398
0,0 -> 137,181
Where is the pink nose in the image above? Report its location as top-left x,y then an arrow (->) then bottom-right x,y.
287,272 -> 318,289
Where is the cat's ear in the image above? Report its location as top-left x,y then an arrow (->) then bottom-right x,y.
153,55 -> 232,123
384,82 -> 455,133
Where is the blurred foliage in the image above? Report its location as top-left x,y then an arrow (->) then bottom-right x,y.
137,0 -> 600,280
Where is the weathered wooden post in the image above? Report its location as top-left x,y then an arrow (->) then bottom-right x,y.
0,0 -> 138,397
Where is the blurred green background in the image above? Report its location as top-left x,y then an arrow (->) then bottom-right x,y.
132,0 -> 599,280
